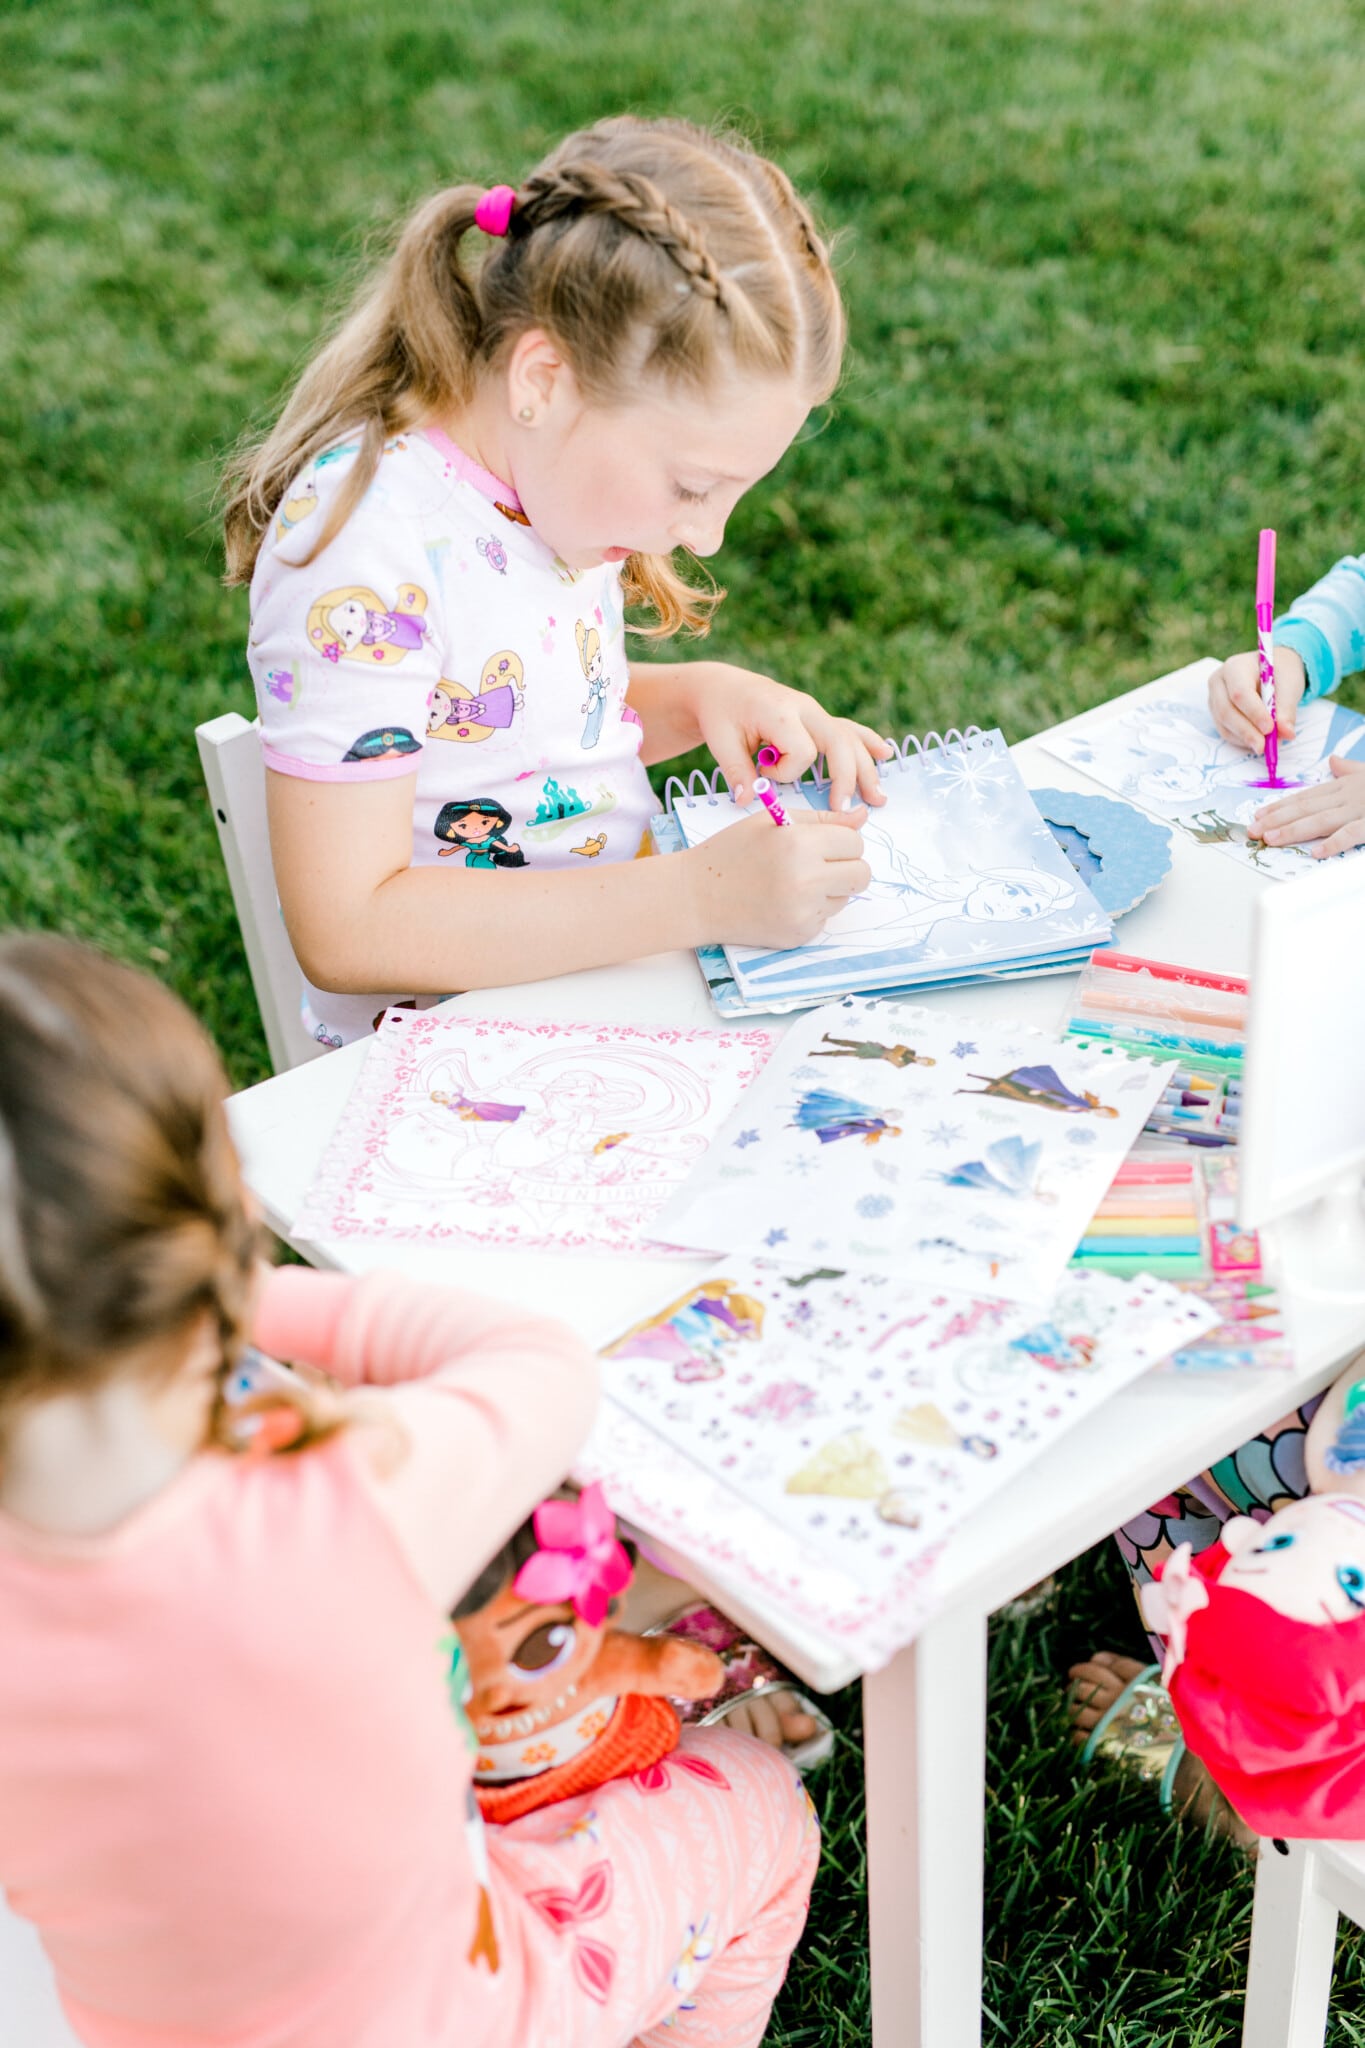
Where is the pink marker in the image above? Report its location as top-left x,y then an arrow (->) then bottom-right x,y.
753,744 -> 789,826
1253,528 -> 1295,789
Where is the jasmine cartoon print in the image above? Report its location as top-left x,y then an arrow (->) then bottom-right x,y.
433,799 -> 526,869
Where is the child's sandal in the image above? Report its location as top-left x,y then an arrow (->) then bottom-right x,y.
648,1601 -> 836,1772
1076,1660 -> 1186,1814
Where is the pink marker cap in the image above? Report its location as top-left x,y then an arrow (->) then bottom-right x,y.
1256,528 -> 1276,625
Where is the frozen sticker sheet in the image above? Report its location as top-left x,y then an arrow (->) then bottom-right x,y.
654,997 -> 1169,1306
293,1007 -> 773,1255
667,728 -> 1110,1005
1040,658 -> 1365,880
597,1259 -> 1218,1604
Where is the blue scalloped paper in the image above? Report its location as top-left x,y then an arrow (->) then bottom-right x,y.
1027,788 -> 1172,918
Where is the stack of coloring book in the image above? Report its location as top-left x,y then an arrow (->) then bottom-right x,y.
651,727 -> 1112,1017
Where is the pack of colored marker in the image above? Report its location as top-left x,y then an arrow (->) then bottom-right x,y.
1063,951 -> 1247,1147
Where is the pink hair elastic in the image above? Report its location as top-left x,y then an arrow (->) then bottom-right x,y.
474,184 -> 517,237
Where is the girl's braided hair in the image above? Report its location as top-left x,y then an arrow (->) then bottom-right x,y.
223,116 -> 844,636
0,936 -> 337,1455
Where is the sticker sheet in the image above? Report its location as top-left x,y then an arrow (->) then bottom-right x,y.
1040,659 -> 1365,880
597,1259 -> 1218,1599
293,1007 -> 773,1255
575,1400 -> 947,1669
654,997 -> 1170,1306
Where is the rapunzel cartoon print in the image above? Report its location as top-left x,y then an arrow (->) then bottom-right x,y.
428,650 -> 525,744
307,582 -> 429,666
577,619 -> 609,749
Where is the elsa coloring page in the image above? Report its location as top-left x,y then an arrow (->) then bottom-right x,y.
1041,657 -> 1365,880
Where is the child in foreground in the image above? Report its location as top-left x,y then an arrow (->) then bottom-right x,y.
0,936 -> 817,2048
1208,548 -> 1365,856
227,115 -> 888,1047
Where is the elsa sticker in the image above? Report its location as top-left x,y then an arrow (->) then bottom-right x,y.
817,829 -> 1077,948
576,619 -> 608,749
307,583 -> 429,666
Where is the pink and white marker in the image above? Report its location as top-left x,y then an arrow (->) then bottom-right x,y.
1253,527 -> 1296,789
752,743 -> 789,827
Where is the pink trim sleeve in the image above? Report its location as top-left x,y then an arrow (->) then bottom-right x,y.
261,744 -> 420,785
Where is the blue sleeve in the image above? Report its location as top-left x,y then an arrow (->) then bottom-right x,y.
1272,555 -> 1365,703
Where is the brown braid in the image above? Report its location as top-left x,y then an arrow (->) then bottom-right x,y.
223,115 -> 845,637
516,161 -> 728,307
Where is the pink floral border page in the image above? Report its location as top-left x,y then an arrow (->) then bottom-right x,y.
293,1007 -> 774,1256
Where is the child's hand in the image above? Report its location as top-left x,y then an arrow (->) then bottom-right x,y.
688,661 -> 893,813
687,809 -> 871,950
1208,646 -> 1306,752
1252,755 -> 1365,858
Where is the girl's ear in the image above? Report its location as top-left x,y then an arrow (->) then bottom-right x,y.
505,329 -> 579,424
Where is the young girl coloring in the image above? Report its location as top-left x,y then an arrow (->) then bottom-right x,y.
227,116 -> 888,1046
0,935 -> 818,2048
1208,547 -> 1365,855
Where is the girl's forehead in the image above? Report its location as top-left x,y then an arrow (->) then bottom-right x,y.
601,371 -> 810,479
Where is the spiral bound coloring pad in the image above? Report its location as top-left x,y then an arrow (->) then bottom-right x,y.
659,727 -> 1112,1013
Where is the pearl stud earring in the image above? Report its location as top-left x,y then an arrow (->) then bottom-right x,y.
518,405 -> 534,423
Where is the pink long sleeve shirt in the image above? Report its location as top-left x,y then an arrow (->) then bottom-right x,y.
0,1269 -> 598,2047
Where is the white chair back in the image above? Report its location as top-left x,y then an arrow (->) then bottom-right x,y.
1242,1836 -> 1365,2047
195,713 -> 325,1074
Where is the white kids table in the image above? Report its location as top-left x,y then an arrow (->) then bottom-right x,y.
226,671 -> 1365,2048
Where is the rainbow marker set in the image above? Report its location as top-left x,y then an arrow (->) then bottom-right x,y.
1063,949 -> 1290,1368
1063,950 -> 1246,1148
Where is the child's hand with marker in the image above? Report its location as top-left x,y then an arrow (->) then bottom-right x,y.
685,804 -> 872,949
1209,644 -> 1365,854
1207,644 -> 1307,754
683,660 -> 892,812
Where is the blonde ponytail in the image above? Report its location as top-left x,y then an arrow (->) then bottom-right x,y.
222,116 -> 845,636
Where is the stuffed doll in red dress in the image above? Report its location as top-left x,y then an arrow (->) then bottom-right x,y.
452,1484 -> 725,1822
1144,1365 -> 1365,1838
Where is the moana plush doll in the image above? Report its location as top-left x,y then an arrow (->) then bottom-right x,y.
452,1484 -> 725,1822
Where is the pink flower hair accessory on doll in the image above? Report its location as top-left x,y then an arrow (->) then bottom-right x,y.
474,184 -> 517,237
513,1483 -> 633,1628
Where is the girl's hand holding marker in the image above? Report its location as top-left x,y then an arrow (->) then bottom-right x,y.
685,798 -> 870,951
1209,639 -> 1365,857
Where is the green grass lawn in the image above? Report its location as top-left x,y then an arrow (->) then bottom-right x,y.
5,1 -> 1365,2039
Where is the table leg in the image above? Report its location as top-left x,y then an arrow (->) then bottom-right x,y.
864,1604 -> 988,2048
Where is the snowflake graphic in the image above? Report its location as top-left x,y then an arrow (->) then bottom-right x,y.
856,1194 -> 894,1220
926,1120 -> 965,1147
764,1227 -> 789,1247
950,1041 -> 978,1060
1066,1126 -> 1099,1147
872,1159 -> 900,1183
734,1129 -> 760,1150
786,1155 -> 817,1177
790,1064 -> 822,1081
